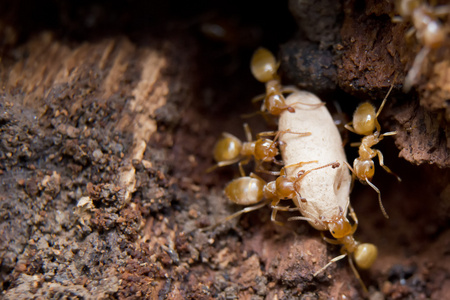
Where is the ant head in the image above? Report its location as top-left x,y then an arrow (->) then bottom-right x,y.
254,139 -> 278,161
213,133 -> 242,162
250,47 -> 279,83
328,212 -> 352,239
275,175 -> 296,199
354,158 -> 375,181
352,102 -> 377,135
354,243 -> 378,269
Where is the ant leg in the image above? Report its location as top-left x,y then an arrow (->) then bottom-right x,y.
249,172 -> 265,181
262,129 -> 311,143
279,85 -> 299,94
314,253 -> 347,277
206,157 -> 242,173
288,215 -> 315,223
200,201 -> 268,232
380,131 -> 397,138
375,149 -> 401,182
254,160 -> 281,176
375,78 -> 396,120
284,160 -> 318,170
348,204 -> 358,234
270,199 -> 285,226
241,110 -> 263,119
296,162 -> 340,182
348,256 -> 369,294
349,142 -> 362,147
281,86 -> 325,109
238,157 -> 252,177
365,178 -> 389,219
251,93 -> 265,103
344,161 -> 356,193
344,122 -> 358,134
242,123 -> 253,143
404,46 -> 430,93
255,167 -> 281,176
271,158 -> 285,166
320,231 -> 341,245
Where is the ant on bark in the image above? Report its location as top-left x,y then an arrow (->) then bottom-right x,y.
249,47 -> 324,117
344,83 -> 401,219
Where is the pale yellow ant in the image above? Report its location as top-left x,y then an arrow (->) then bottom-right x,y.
249,47 -> 324,116
207,123 -> 311,174
203,161 -> 339,230
393,0 -> 450,91
344,83 -> 401,219
313,205 -> 378,294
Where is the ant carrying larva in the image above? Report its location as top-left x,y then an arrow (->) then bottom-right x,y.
278,90 -> 352,231
202,160 -> 339,231
344,82 -> 401,219
207,123 -> 310,175
278,90 -> 377,292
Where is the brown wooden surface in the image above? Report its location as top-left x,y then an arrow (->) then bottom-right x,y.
1,1 -> 450,299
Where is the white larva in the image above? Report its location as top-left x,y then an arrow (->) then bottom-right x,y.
278,90 -> 352,231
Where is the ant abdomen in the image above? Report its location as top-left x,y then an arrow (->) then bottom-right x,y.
224,175 -> 265,206
213,133 -> 241,163
250,47 -> 278,83
352,103 -> 377,135
354,243 -> 378,269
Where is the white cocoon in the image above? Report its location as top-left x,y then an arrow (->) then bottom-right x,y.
279,91 -> 351,231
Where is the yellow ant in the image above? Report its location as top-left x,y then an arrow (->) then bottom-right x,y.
393,0 -> 450,91
207,123 -> 311,174
203,161 -> 339,230
344,83 -> 401,219
249,47 -> 324,117
313,205 -> 378,294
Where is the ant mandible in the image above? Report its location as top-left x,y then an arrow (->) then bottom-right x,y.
344,83 -> 401,219
207,123 -> 311,174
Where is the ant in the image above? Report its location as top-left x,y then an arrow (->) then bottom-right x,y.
313,205 -> 378,294
344,83 -> 401,219
203,161 -> 339,230
207,123 -> 311,174
393,0 -> 450,91
249,47 -> 324,117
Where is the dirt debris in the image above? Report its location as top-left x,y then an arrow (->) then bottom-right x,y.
1,1 -> 450,299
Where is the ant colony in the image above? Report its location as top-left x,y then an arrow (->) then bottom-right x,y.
202,47 -> 402,294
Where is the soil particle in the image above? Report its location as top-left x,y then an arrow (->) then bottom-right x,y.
1,1 -> 450,299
